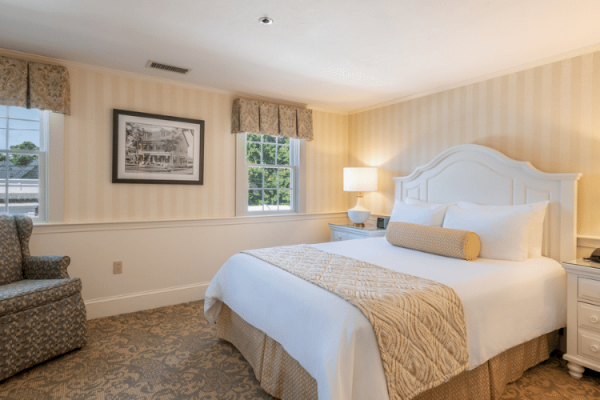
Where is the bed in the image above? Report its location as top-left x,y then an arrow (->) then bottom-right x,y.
205,144 -> 581,400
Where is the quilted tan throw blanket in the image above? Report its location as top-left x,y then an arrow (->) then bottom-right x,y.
242,244 -> 469,400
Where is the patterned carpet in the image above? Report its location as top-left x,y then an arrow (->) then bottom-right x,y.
0,301 -> 599,400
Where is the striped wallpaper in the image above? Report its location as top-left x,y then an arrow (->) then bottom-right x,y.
349,50 -> 600,236
62,64 -> 349,222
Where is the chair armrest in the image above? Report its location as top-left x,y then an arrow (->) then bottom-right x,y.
23,256 -> 71,279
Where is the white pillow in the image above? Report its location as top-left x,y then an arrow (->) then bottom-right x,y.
405,197 -> 447,208
389,202 -> 448,227
457,201 -> 549,258
442,205 -> 532,261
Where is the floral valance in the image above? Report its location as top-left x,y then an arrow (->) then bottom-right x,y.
0,55 -> 71,115
231,98 -> 313,140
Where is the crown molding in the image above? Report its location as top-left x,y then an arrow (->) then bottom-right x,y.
5,39 -> 600,117
349,41 -> 600,115
0,47 -> 309,109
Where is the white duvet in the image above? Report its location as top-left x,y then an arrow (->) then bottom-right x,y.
204,237 -> 567,400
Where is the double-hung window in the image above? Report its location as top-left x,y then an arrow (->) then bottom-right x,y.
236,133 -> 305,215
0,106 -> 49,220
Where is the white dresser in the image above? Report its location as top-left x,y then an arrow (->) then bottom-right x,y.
562,259 -> 600,378
328,222 -> 386,242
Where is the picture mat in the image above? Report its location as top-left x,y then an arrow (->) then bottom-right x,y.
117,114 -> 201,181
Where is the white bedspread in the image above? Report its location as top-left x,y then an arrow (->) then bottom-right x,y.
204,237 -> 566,400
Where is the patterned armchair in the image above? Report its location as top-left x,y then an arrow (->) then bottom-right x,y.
0,214 -> 86,381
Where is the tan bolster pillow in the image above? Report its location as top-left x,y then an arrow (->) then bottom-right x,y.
386,221 -> 481,261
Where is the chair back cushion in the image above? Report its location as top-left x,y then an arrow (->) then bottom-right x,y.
0,214 -> 23,285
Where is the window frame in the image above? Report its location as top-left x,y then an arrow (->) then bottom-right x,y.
235,133 -> 306,216
0,106 -> 64,223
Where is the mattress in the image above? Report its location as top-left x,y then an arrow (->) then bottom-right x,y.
204,237 -> 567,400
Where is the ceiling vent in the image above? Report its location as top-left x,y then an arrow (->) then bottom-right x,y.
145,60 -> 190,75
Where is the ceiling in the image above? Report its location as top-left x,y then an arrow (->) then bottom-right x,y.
1,0 -> 600,112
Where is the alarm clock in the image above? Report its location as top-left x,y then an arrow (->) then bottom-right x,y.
376,217 -> 390,229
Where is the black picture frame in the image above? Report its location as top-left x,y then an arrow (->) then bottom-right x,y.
112,109 -> 204,185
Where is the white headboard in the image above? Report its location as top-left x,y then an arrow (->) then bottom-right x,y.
393,144 -> 581,263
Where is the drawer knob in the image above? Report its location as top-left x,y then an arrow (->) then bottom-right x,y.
591,345 -> 599,353
591,316 -> 599,324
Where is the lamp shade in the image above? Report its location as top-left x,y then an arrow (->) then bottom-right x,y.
343,167 -> 378,192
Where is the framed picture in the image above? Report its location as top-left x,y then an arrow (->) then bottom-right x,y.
112,109 -> 204,185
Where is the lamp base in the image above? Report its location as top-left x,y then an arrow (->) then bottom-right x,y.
347,195 -> 370,225
353,223 -> 366,228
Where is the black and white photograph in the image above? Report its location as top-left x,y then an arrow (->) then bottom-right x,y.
112,109 -> 204,185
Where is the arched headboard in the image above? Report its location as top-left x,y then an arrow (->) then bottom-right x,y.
393,144 -> 581,263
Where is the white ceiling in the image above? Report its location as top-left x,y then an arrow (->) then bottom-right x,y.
1,0 -> 600,112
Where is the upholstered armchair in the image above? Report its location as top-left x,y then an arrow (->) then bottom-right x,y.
0,214 -> 86,381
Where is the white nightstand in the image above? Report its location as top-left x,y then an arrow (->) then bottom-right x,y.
562,259 -> 600,379
328,222 -> 386,242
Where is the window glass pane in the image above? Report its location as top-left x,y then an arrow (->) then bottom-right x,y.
8,132 -> 40,150
248,167 -> 263,188
7,153 -> 39,217
278,136 -> 289,145
8,107 -> 39,121
246,133 -> 261,142
246,142 -> 261,164
264,168 -> 277,188
263,135 -> 276,143
262,144 -> 276,165
263,189 -> 278,210
0,129 -> 6,149
9,119 -> 40,130
248,189 -> 263,211
279,189 -> 291,209
277,145 -> 290,165
278,168 -> 291,188
0,106 -> 7,117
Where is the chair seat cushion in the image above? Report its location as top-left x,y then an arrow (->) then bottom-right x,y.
0,278 -> 82,317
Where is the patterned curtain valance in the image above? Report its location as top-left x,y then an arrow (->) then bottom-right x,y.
231,98 -> 313,140
0,56 -> 71,115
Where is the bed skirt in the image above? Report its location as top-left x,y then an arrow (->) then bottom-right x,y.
216,304 -> 559,400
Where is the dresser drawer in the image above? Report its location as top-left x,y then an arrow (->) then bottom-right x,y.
578,302 -> 600,332
578,329 -> 600,362
579,278 -> 600,304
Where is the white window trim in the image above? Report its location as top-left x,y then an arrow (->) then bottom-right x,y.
235,133 -> 306,216
0,108 -> 64,223
46,112 -> 65,223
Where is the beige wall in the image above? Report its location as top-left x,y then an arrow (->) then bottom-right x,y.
64,64 -> 349,222
349,50 -> 600,236
0,49 -> 352,318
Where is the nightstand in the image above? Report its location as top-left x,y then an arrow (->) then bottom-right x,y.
328,222 -> 386,242
562,259 -> 600,379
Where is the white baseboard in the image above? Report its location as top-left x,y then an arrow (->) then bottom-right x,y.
84,281 -> 210,320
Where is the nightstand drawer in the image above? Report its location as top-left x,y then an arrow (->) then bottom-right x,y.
578,329 -> 600,362
331,231 -> 350,242
578,302 -> 600,332
579,278 -> 600,304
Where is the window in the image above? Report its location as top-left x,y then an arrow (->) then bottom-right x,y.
236,133 -> 306,215
0,106 -> 48,220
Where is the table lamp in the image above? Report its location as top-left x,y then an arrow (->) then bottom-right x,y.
343,167 -> 378,227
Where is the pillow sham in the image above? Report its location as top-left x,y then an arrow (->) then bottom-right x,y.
457,201 -> 549,258
405,197 -> 447,208
386,221 -> 481,261
442,205 -> 531,261
389,201 -> 449,227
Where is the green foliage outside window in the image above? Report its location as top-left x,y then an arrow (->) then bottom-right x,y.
0,141 -> 39,166
246,133 -> 293,210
